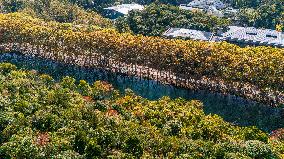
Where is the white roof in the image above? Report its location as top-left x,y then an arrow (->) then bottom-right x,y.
180,0 -> 228,17
179,5 -> 196,11
223,7 -> 239,14
222,26 -> 284,47
163,28 -> 213,41
187,0 -> 226,10
104,3 -> 144,15
207,5 -> 224,17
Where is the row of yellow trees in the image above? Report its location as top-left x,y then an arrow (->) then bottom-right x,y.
0,13 -> 283,92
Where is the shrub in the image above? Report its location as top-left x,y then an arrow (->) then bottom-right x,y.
85,139 -> 102,158
0,63 -> 16,75
78,80 -> 92,96
60,76 -> 77,90
163,120 -> 183,136
123,136 -> 143,158
244,140 -> 274,158
73,131 -> 87,155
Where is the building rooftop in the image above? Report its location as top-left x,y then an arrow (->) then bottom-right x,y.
163,26 -> 284,48
222,26 -> 284,47
179,4 -> 197,12
186,0 -> 226,10
163,28 -> 214,41
180,0 -> 229,17
104,3 -> 144,15
207,5 -> 224,17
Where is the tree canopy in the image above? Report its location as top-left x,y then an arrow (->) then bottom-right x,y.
0,0 -> 113,27
0,63 -> 283,158
115,4 -> 231,36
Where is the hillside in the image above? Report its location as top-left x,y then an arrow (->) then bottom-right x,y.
0,0 -> 283,158
0,63 -> 283,158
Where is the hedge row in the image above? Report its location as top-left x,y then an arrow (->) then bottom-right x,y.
0,13 -> 283,92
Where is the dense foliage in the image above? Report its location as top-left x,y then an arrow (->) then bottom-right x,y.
66,0 -> 284,32
235,0 -> 284,31
0,1 -> 283,158
68,0 -> 191,12
115,4 -> 231,36
0,0 -> 112,27
0,62 -> 283,158
222,0 -> 281,9
1,0 -> 283,32
1,13 -> 283,94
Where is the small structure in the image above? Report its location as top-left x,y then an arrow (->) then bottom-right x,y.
162,28 -> 214,41
179,4 -> 196,12
187,0 -> 226,10
207,5 -> 224,17
221,26 -> 284,47
179,0 -> 238,18
104,3 -> 144,19
179,0 -> 226,11
163,26 -> 284,48
223,7 -> 239,15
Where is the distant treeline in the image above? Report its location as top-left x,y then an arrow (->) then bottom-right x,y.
0,0 -> 112,27
0,0 -> 283,33
115,4 -> 231,36
115,1 -> 284,36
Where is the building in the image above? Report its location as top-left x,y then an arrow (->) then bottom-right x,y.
223,7 -> 239,15
207,5 -> 224,17
179,0 -> 238,18
162,28 -> 214,41
221,26 -> 284,47
104,3 -> 144,19
179,0 -> 226,11
187,0 -> 226,10
163,26 -> 284,48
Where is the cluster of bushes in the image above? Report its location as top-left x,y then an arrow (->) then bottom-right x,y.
0,0 -> 112,27
115,4 -> 231,36
0,62 -> 283,158
67,0 -> 191,12
66,0 -> 284,32
114,2 -> 283,35
1,0 -> 282,33
235,0 -> 284,31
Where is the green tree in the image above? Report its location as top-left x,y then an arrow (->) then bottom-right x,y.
116,4 -> 231,36
0,0 -> 25,13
